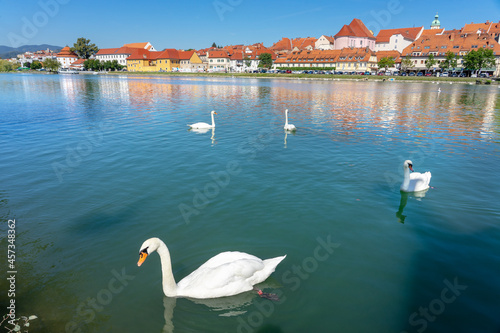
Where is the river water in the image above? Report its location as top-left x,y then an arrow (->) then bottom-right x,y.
0,74 -> 499,332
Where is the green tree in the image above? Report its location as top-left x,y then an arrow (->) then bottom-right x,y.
84,59 -> 103,71
23,62 -> 31,68
463,48 -> 496,74
401,55 -> 415,72
0,59 -> 17,72
425,53 -> 437,72
378,56 -> 395,72
211,42 -> 217,48
43,58 -> 60,72
258,53 -> 273,69
439,51 -> 458,72
31,60 -> 42,70
71,37 -> 99,59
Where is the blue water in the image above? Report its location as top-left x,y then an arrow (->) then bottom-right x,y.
0,73 -> 499,333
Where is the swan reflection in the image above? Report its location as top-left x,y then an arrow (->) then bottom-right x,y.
284,130 -> 296,148
396,189 -> 428,224
189,127 -> 216,145
162,282 -> 281,333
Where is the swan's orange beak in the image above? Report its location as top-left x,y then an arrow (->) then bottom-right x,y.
137,252 -> 148,267
214,112 -> 218,115
408,164 -> 414,172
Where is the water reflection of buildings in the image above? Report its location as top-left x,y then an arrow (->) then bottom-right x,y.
266,80 -> 499,144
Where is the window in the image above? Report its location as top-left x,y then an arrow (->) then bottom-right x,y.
424,46 -> 430,49
471,45 -> 478,48
453,45 -> 459,49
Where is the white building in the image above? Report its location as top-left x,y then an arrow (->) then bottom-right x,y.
95,42 -> 156,67
375,27 -> 424,52
56,46 -> 78,68
315,35 -> 335,50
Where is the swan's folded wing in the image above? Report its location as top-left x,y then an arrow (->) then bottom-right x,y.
177,258 -> 265,297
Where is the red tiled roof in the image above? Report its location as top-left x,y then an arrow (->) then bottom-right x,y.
376,50 -> 402,62
123,42 -> 152,50
96,48 -> 119,55
126,48 -> 150,60
155,49 -> 179,59
376,27 -> 423,43
401,30 -> 500,56
271,38 -> 292,51
208,50 -> 230,58
421,28 -> 445,36
56,46 -> 78,58
179,50 -> 195,60
335,19 -> 374,38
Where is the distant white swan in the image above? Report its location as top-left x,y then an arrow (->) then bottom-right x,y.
284,109 -> 296,131
189,111 -> 217,129
138,237 -> 286,299
400,160 -> 431,192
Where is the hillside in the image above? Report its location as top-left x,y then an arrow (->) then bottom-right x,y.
0,44 -> 62,59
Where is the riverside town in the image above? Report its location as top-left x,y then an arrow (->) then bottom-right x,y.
4,14 -> 500,78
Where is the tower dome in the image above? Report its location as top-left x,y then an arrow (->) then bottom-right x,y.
431,13 -> 440,29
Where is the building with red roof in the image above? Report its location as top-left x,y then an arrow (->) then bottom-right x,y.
274,47 -> 377,73
96,42 -> 157,69
56,46 -> 78,68
375,27 -> 424,52
334,19 -> 376,51
401,29 -> 500,75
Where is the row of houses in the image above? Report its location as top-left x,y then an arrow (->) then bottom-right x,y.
15,14 -> 500,75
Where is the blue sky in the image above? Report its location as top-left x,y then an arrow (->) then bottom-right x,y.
1,0 -> 499,50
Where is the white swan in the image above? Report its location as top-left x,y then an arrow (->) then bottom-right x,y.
188,111 -> 217,129
284,109 -> 296,131
137,238 -> 286,299
400,160 -> 431,192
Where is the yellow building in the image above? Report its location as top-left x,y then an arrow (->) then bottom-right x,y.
126,48 -> 180,72
179,50 -> 206,72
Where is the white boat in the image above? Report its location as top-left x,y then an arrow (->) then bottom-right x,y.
58,69 -> 79,74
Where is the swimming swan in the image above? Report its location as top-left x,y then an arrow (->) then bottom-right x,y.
137,238 -> 286,299
284,109 -> 296,131
189,111 -> 217,129
400,160 -> 431,192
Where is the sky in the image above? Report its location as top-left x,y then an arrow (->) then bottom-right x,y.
0,0 -> 499,50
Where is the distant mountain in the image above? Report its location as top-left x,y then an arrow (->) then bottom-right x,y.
0,44 -> 62,59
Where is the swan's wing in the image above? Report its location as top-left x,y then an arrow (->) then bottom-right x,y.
197,251 -> 262,269
177,258 -> 264,297
409,172 -> 431,191
189,122 -> 211,128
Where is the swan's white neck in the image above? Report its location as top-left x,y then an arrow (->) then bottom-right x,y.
211,113 -> 215,127
285,111 -> 289,126
156,241 -> 178,297
401,167 -> 411,190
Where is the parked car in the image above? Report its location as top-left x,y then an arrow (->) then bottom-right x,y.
409,72 -> 415,76
417,72 -> 423,76
479,73 -> 489,78
425,73 -> 432,76
377,72 -> 384,76
401,72 -> 407,76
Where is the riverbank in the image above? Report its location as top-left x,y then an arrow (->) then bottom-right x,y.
104,71 -> 498,85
